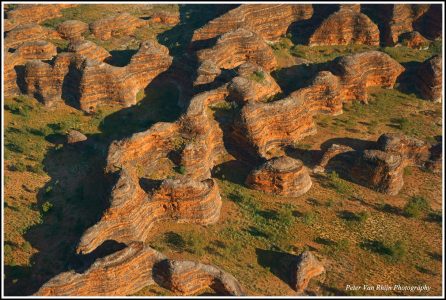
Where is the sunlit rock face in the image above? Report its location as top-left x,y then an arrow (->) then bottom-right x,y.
191,4 -> 313,44
309,6 -> 380,46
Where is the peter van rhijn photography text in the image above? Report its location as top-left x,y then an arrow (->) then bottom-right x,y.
2,1 -> 444,298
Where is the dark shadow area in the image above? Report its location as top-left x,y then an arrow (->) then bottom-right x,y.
320,137 -> 376,152
427,251 -> 442,262
271,62 -> 329,95
314,237 -> 336,246
99,75 -> 183,141
287,4 -> 340,45
105,49 -> 138,67
71,240 -> 127,274
360,4 -> 393,46
396,61 -> 424,98
139,178 -> 163,194
60,62 -> 82,109
359,239 -> 392,256
319,283 -> 348,296
5,64 -> 184,295
285,147 -> 322,169
158,4 -> 238,57
245,226 -> 269,239
256,248 -> 299,289
14,65 -> 27,94
211,159 -> 252,186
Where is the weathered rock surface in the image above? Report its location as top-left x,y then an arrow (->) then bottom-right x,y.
196,28 -> 277,74
293,251 -> 325,293
24,53 -> 83,106
5,4 -> 76,30
35,242 -> 243,296
57,20 -> 89,41
425,141 -> 442,173
67,130 -> 88,144
77,168 -> 221,255
194,60 -> 222,86
398,31 -> 429,49
416,55 -> 442,103
149,11 -> 180,26
90,13 -> 148,40
79,40 -> 172,112
313,144 -> 354,173
154,259 -> 245,296
228,63 -> 281,104
67,40 -> 111,62
246,156 -> 312,197
330,51 -> 405,103
192,4 -> 313,44
5,40 -> 58,97
309,7 -> 380,46
4,23 -> 61,50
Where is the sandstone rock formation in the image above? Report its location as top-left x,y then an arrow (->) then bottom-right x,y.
67,130 -> 88,144
78,40 -> 172,112
77,167 -> 221,254
191,4 -> 313,44
149,11 -> 180,26
67,40 -> 111,62
196,28 -> 277,79
5,40 -> 58,97
90,13 -> 148,40
154,259 -> 244,296
398,31 -> 429,49
313,144 -> 354,173
373,4 -> 431,46
57,20 -> 89,41
24,53 -> 83,106
316,133 -> 432,195
4,23 -> 61,50
4,4 -> 76,30
309,6 -> 380,46
293,251 -> 325,293
194,60 -> 222,86
227,63 -> 281,104
35,242 -> 243,296
416,55 -> 442,103
246,156 -> 312,197
329,51 -> 405,103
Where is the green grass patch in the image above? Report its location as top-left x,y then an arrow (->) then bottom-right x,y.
403,196 -> 430,218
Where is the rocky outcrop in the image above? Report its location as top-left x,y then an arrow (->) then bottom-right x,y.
191,4 -> 313,44
57,20 -> 89,41
24,53 -> 83,106
67,130 -> 87,144
416,55 -> 442,103
309,7 -> 380,46
293,251 -> 325,293
228,63 -> 281,104
398,31 -> 429,49
90,13 -> 148,40
374,4 -> 431,46
316,133 -> 432,195
352,149 -> 405,196
35,242 -> 243,296
425,141 -> 442,174
67,40 -> 111,62
196,28 -> 277,75
4,4 -> 76,30
79,40 -> 172,112
246,156 -> 312,197
154,259 -> 244,296
76,168 -> 221,255
329,51 -> 405,103
194,60 -> 222,86
313,144 -> 354,173
5,40 -> 58,97
149,11 -> 180,26
4,23 -> 61,50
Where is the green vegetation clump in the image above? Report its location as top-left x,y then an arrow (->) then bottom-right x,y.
250,70 -> 266,83
359,239 -> 407,263
327,171 -> 352,195
403,196 -> 430,218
